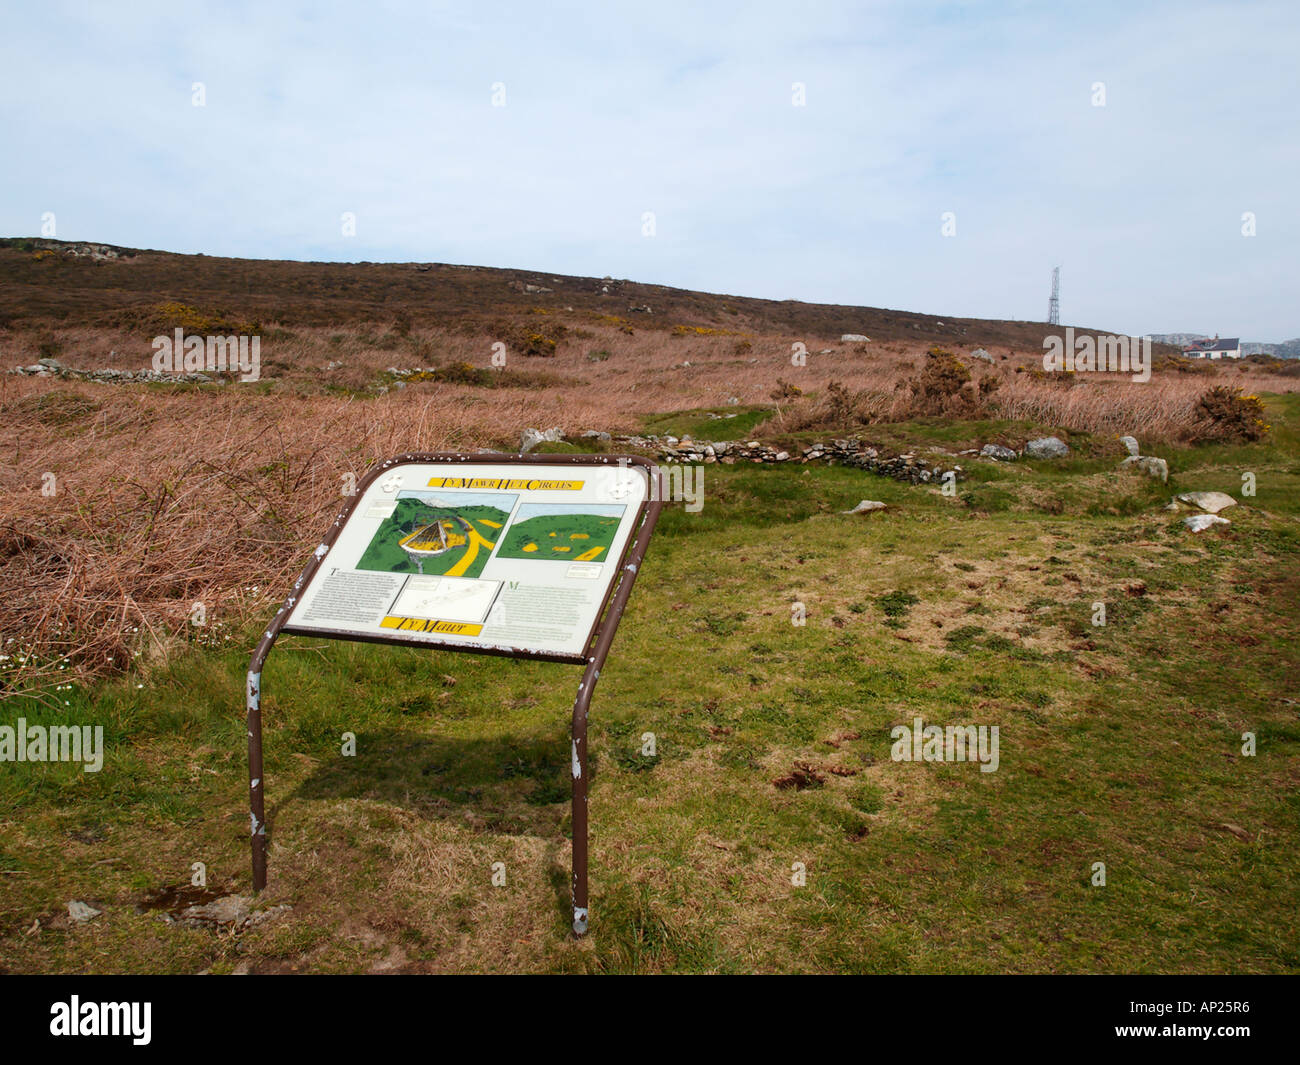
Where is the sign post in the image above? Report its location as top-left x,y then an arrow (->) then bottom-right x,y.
245,452 -> 663,935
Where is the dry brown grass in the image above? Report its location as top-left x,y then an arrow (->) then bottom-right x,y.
756,346 -> 1299,442
0,375 -> 611,694
3,314 -> 1297,696
994,372 -> 1291,442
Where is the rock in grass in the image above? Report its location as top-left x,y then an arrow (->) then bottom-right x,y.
843,500 -> 887,515
1120,435 -> 1140,456
179,895 -> 252,928
519,426 -> 564,453
980,443 -> 1017,461
1178,491 -> 1237,514
1026,436 -> 1069,459
67,900 -> 101,923
1120,455 -> 1168,482
1184,514 -> 1230,532
969,348 -> 994,363
840,333 -> 870,342
173,894 -> 290,930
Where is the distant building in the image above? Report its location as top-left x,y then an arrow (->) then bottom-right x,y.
1183,336 -> 1242,359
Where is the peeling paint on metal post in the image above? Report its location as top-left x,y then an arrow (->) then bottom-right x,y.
246,669 -> 267,890
570,660 -> 596,935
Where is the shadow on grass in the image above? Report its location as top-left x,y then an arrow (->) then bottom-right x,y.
268,724 -> 600,943
276,725 -> 582,839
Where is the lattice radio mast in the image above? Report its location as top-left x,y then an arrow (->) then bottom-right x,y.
1047,266 -> 1060,326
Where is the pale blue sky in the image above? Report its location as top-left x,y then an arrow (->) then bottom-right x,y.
2,1 -> 1296,337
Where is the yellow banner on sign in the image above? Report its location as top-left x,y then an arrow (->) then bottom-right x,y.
426,477 -> 585,491
380,617 -> 483,636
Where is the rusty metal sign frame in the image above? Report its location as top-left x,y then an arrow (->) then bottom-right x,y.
245,451 -> 664,936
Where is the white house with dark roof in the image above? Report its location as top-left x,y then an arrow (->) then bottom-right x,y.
1183,336 -> 1242,359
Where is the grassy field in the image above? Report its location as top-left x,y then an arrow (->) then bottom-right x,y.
2,395 -> 1297,974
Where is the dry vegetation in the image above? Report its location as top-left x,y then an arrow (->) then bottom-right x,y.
2,240 -> 1298,697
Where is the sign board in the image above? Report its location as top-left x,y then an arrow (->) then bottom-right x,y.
282,458 -> 650,662
245,453 -> 663,936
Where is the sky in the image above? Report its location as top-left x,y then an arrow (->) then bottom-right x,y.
2,0 -> 1297,338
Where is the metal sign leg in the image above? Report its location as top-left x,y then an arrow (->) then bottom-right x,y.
567,548 -> 659,936
247,667 -> 268,891
570,659 -> 599,935
247,629 -> 281,892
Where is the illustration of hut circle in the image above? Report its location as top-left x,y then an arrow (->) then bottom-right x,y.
399,518 -> 451,574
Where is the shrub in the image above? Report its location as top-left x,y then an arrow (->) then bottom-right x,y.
908,346 -> 985,416
109,302 -> 259,335
1192,386 -> 1269,442
752,379 -> 891,435
398,361 -> 565,391
494,318 -> 568,357
1154,354 -> 1217,375
824,380 -> 861,423
431,361 -> 492,386
671,324 -> 731,337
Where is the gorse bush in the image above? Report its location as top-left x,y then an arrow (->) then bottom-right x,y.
1192,385 -> 1270,442
908,346 -> 988,417
154,301 -> 256,334
671,324 -> 733,337
428,361 -> 493,386
397,362 -> 564,390
824,380 -> 864,423
494,318 -> 568,357
105,302 -> 259,335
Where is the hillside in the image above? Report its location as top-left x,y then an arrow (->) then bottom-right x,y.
0,237 -> 1157,353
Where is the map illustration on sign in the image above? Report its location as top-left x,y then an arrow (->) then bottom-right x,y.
496,503 -> 626,562
356,491 -> 516,579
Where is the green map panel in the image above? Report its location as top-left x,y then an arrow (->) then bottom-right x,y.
358,497 -> 511,578
496,512 -> 621,562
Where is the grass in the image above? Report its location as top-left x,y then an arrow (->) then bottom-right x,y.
641,405 -> 775,442
2,395 -> 1298,973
